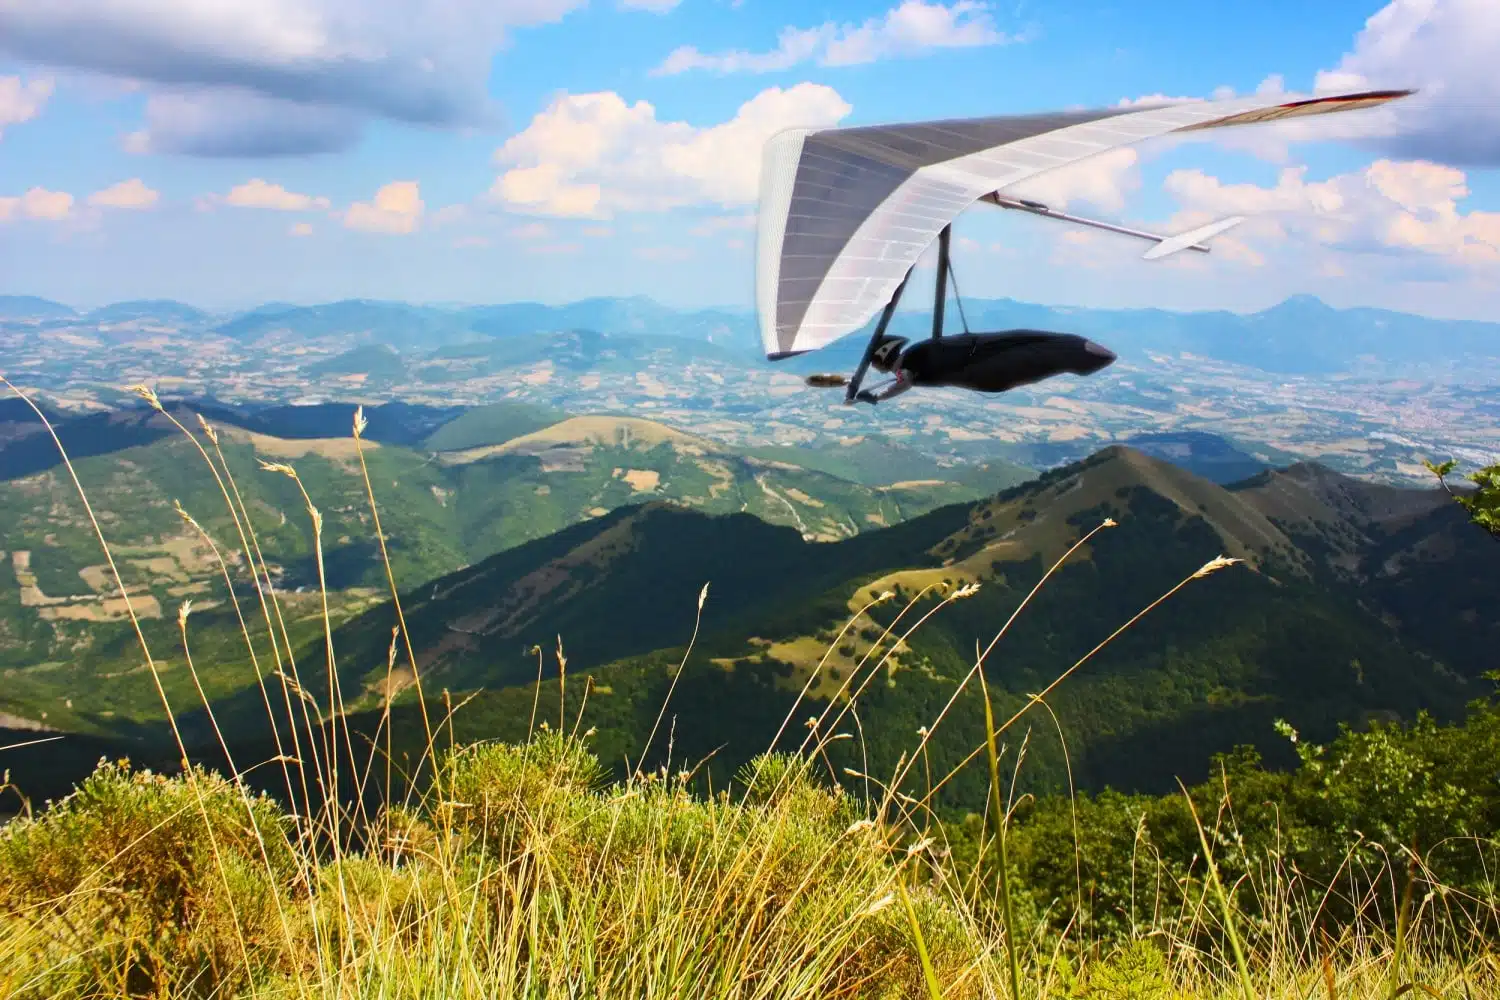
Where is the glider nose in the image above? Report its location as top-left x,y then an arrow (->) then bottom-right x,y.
1081,339 -> 1117,371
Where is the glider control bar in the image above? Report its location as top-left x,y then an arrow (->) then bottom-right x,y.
980,192 -> 1244,260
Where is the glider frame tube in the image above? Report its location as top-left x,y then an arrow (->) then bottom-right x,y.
932,224 -> 951,340
844,268 -> 913,404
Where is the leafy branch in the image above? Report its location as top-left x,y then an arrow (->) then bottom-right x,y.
1423,458 -> 1500,539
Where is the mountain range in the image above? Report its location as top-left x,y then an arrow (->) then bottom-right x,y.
286,444 -> 1491,810
4,422 -> 1490,814
0,395 -> 1030,737
6,292 -> 1498,376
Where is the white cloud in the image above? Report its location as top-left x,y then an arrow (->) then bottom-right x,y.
344,180 -> 424,233
0,0 -> 588,156
1310,0 -> 1500,166
290,221 -> 314,236
123,89 -> 364,157
0,187 -> 74,222
0,75 -> 53,138
583,225 -> 613,238
653,0 -> 1026,75
492,83 -> 851,217
454,234 -> 490,248
1160,159 -> 1500,267
620,0 -> 681,10
1116,93 -> 1202,108
222,178 -> 331,211
1133,3 -> 1500,168
87,178 -> 159,209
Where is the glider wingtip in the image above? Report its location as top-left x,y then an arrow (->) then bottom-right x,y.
1142,216 -> 1246,260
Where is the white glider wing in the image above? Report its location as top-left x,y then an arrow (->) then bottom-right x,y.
756,89 -> 1412,360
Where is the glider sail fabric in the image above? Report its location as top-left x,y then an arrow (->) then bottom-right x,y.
755,89 -> 1412,360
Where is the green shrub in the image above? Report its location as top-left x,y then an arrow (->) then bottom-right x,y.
0,759 -> 299,998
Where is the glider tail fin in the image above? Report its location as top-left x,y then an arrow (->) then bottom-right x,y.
1142,216 -> 1246,260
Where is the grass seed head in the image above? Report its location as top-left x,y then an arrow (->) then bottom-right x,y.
1193,555 -> 1243,579
126,383 -> 163,411
258,459 -> 298,479
195,412 -> 219,444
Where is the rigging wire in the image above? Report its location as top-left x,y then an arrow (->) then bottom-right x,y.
948,255 -> 972,334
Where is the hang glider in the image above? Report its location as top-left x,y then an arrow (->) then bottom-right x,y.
755,88 -> 1414,391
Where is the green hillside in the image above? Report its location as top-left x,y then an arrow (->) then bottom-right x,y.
745,434 -> 1034,490
0,403 -> 1007,733
420,399 -> 568,451
172,446 -> 1492,823
305,343 -> 409,380
6,404 -> 1490,821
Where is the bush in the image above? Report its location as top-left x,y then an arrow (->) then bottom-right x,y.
0,759 -> 300,998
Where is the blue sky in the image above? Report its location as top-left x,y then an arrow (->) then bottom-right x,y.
1,0 -> 1497,319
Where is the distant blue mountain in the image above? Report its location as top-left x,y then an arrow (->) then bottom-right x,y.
770,293 -> 1500,376
0,296 -> 76,319
11,292 -> 1497,375
86,300 -> 209,324
213,299 -> 484,348
460,296 -> 755,348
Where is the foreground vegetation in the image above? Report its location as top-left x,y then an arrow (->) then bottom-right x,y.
0,382 -> 1495,998
2,704 -> 1497,998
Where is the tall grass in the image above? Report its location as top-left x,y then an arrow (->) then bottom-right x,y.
0,381 -> 1495,999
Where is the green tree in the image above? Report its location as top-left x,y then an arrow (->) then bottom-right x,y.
1424,458 -> 1500,538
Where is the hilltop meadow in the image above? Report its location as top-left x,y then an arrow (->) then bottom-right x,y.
0,381 -> 1496,1000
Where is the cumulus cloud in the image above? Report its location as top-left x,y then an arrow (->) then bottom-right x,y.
220,178 -> 331,211
1129,3 -> 1499,167
653,0 -> 1026,75
0,0 -> 589,156
123,89 -> 364,157
0,75 -> 53,138
87,178 -> 159,209
344,180 -> 424,233
1161,158 -> 1500,267
1310,0 -> 1500,166
290,221 -> 314,236
0,187 -> 74,222
491,83 -> 851,217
